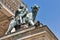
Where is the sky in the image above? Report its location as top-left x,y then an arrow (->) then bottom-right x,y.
22,0 -> 60,40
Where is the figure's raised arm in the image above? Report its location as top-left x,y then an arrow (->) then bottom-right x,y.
31,4 -> 40,21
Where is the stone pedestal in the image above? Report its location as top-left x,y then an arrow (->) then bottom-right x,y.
0,26 -> 58,40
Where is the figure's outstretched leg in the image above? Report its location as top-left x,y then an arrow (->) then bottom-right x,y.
5,19 -> 16,35
28,20 -> 34,26
19,16 -> 22,24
